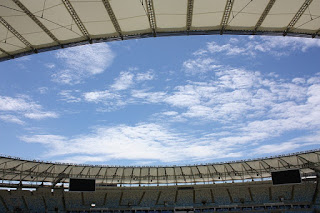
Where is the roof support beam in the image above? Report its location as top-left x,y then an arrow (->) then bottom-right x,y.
186,0 -> 194,31
0,16 -> 35,51
61,0 -> 91,41
241,163 -> 253,180
180,167 -> 187,183
254,0 -> 276,33
101,0 -> 123,39
220,0 -> 235,35
12,0 -> 61,46
145,0 -> 157,37
283,0 -> 313,36
189,166 -> 196,184
195,166 -> 206,183
277,157 -> 290,168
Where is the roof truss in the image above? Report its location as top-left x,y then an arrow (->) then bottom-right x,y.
12,0 -> 61,46
101,0 -> 123,39
284,0 -> 313,36
0,16 -> 35,51
254,0 -> 276,33
220,0 -> 235,35
145,0 -> 157,36
186,0 -> 194,31
61,0 -> 90,40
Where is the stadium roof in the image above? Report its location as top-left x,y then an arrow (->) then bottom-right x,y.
0,150 -> 319,185
0,0 -> 320,62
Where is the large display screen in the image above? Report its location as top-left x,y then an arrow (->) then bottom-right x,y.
271,169 -> 301,185
69,178 -> 96,191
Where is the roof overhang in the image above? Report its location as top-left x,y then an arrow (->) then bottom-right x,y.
0,149 -> 319,186
0,0 -> 320,61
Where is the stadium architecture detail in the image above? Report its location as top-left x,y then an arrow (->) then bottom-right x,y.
0,0 -> 320,62
1,0 -> 320,212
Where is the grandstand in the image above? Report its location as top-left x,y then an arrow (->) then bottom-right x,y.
0,150 -> 320,212
1,0 -> 320,212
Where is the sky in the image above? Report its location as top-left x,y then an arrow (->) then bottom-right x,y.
0,35 -> 320,166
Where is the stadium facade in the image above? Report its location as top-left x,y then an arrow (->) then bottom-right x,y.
1,0 -> 320,212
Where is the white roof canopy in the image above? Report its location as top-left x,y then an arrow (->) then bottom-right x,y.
0,0 -> 320,61
0,150 -> 319,185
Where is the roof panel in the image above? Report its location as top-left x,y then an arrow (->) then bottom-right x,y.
294,0 -> 320,33
31,0 -> 84,41
1,0 -> 320,61
0,2 -> 51,47
109,0 -> 150,33
0,36 -> 27,54
154,0 -> 187,30
192,0 -> 226,29
261,0 -> 306,30
70,0 -> 117,36
227,0 -> 269,30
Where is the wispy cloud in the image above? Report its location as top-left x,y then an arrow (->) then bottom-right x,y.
24,111 -> 58,120
0,114 -> 25,125
38,87 -> 48,94
51,43 -> 115,85
20,123 -> 243,164
194,36 -> 320,58
0,95 -> 58,123
183,58 -> 221,74
62,69 -> 159,111
59,90 -> 82,103
83,90 -> 120,103
111,71 -> 135,91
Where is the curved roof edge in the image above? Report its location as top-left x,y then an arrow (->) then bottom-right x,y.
1,0 -> 320,62
1,30 -> 319,63
1,149 -> 319,169
0,149 -> 319,185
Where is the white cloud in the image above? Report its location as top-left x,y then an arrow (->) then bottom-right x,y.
78,69 -> 158,110
131,90 -> 167,104
136,70 -> 155,81
83,90 -> 120,103
292,78 -> 306,84
52,43 -> 115,85
0,95 -> 58,122
21,134 -> 66,145
24,111 -> 59,120
38,87 -> 48,94
162,111 -> 178,116
0,114 -> 25,125
207,41 -> 247,55
253,131 -> 320,155
0,96 -> 41,111
20,123 -> 244,164
59,90 -> 82,103
111,71 -> 134,91
45,63 -> 55,69
183,58 -> 221,74
195,36 -> 320,58
20,65 -> 320,163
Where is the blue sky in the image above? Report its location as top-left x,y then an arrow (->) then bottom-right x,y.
0,35 -> 320,166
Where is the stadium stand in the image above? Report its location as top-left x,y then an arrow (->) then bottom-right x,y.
0,179 -> 319,212
0,150 -> 319,212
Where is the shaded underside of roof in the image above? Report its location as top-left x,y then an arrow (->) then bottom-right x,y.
0,150 -> 319,185
0,0 -> 320,61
